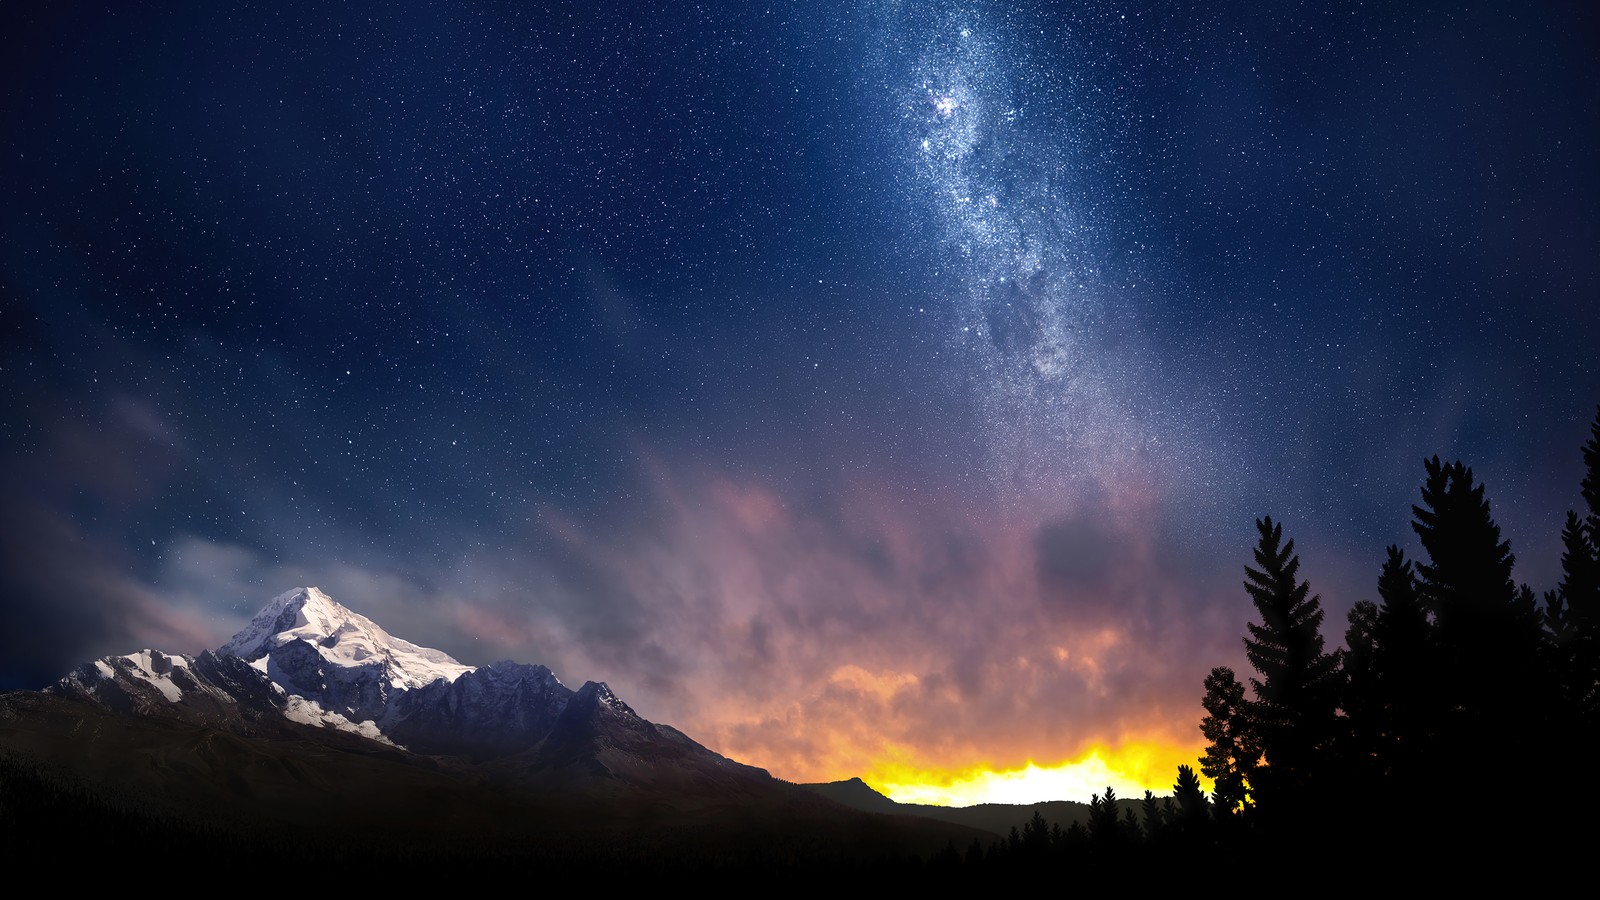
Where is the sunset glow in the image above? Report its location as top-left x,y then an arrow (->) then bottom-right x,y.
864,742 -> 1209,807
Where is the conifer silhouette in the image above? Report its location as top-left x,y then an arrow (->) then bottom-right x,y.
1088,786 -> 1122,844
1411,458 -> 1540,731
1141,789 -> 1164,840
1240,517 -> 1341,814
1345,545 -> 1434,784
1170,765 -> 1209,840
1548,408 -> 1600,720
1199,665 -> 1257,816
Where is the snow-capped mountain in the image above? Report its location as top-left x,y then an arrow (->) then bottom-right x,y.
220,586 -> 472,692
59,586 -> 459,744
8,585 -> 983,873
51,586 -> 768,789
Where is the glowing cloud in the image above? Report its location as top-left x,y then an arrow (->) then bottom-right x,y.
868,741 -> 1209,807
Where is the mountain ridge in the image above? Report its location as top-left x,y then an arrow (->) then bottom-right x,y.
801,776 -> 1125,838
49,585 -> 756,782
0,586 -> 1027,874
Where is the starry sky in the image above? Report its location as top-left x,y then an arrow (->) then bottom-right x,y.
3,1 -> 1597,801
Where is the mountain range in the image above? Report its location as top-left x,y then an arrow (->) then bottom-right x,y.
3,586 -> 1071,874
50,586 -> 775,794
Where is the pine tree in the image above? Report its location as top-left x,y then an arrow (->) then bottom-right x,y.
1022,808 -> 1051,856
1407,455 -> 1555,831
1240,517 -> 1342,813
1547,408 -> 1600,719
1170,765 -> 1209,841
1199,665 -> 1257,816
1546,512 -> 1596,642
1121,807 -> 1143,842
1141,789 -> 1164,840
1373,546 -> 1431,675
1412,458 -> 1517,639
1088,786 -> 1122,844
1342,599 -> 1381,753
1411,458 -> 1539,730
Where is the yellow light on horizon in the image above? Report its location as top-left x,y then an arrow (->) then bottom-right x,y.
864,743 -> 1206,807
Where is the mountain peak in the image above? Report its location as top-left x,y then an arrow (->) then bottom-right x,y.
572,680 -> 637,718
218,586 -> 471,691
43,585 -> 783,804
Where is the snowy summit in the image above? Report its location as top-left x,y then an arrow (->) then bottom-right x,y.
47,584 -> 772,791
220,586 -> 472,690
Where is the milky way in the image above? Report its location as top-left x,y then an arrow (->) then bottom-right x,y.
892,4 -> 1151,505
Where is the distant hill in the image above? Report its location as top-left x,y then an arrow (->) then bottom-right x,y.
803,776 -> 1147,837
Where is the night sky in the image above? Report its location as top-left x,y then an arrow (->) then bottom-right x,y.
4,1 -> 1597,802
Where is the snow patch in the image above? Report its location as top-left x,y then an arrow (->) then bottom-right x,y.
281,695 -> 393,746
121,650 -> 185,702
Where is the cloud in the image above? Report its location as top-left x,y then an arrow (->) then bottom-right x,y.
0,397 -> 1238,793
507,456 -> 1238,785
0,495 -> 218,689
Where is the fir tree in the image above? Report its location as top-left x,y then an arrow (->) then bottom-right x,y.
1547,407 -> 1600,720
1342,599 -> 1381,755
964,837 -> 986,868
1022,808 -> 1051,856
1170,765 -> 1209,840
1373,546 -> 1431,674
1121,807 -> 1143,842
1412,458 -> 1517,641
1064,821 -> 1088,845
1141,789 -> 1164,840
1088,787 -> 1122,844
1240,517 -> 1342,813
1199,665 -> 1257,816
1345,546 -> 1434,783
1411,458 -> 1540,731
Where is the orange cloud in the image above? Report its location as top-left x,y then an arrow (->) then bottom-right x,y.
510,459 -> 1242,804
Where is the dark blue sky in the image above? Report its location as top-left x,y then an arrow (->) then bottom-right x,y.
3,1 -> 1596,791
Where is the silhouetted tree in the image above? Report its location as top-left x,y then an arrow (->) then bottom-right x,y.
1121,807 -> 1142,842
1412,458 -> 1543,736
1344,545 -> 1434,785
963,837 -> 985,868
1169,765 -> 1209,842
1546,513 -> 1593,640
1546,407 -> 1600,720
1021,808 -> 1051,858
1199,665 -> 1257,816
1088,786 -> 1122,845
1240,517 -> 1341,816
1342,598 -> 1381,762
1141,789 -> 1164,840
